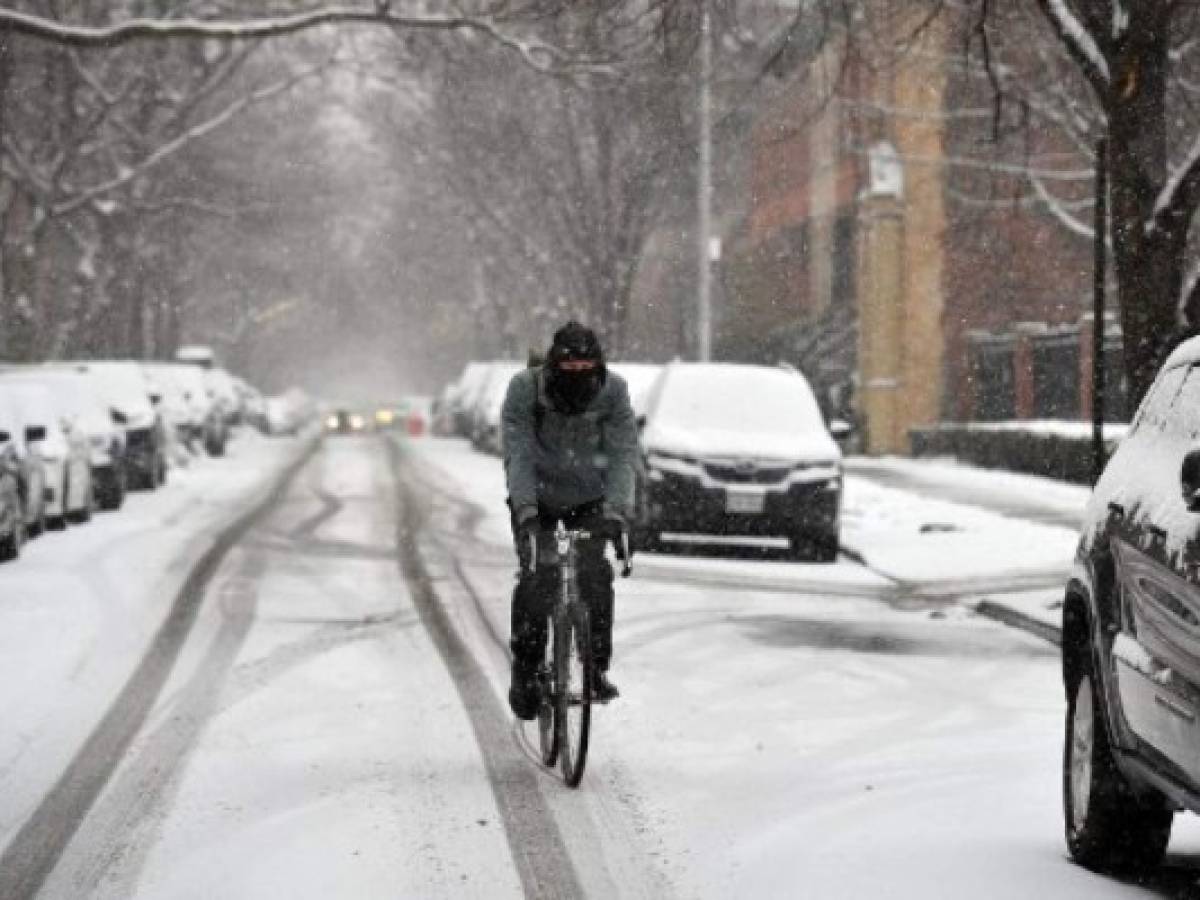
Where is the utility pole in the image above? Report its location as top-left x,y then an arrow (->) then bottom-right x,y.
696,0 -> 713,362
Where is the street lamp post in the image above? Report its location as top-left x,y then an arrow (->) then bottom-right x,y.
696,0 -> 713,362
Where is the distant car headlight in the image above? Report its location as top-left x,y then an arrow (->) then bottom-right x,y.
350,414 -> 365,431
375,409 -> 394,426
325,415 -> 339,431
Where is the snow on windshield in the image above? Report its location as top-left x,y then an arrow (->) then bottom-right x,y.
654,365 -> 826,435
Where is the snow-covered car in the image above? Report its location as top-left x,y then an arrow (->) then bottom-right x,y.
141,363 -> 196,464
205,368 -> 243,428
633,362 -> 843,560
0,384 -> 46,543
1060,334 -> 1200,873
264,388 -> 312,436
1,378 -> 92,530
66,361 -> 168,490
9,369 -> 125,511
233,377 -> 267,432
444,361 -> 495,438
469,362 -> 525,455
144,363 -> 226,456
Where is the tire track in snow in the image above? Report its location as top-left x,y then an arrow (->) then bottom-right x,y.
398,444 -> 678,900
387,440 -> 587,900
0,439 -> 317,900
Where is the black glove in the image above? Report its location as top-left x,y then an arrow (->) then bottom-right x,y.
601,504 -> 631,565
515,506 -> 540,574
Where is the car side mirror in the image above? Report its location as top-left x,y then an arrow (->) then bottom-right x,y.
1182,448 -> 1200,512
829,418 -> 853,440
111,408 -> 128,426
25,426 -> 46,443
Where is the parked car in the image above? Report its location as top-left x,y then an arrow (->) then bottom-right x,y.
470,363 -> 525,454
609,362 -> 663,418
142,363 -> 196,461
632,362 -> 843,560
264,388 -> 312,436
445,361 -> 496,438
0,398 -> 23,561
1,378 -> 92,530
9,369 -> 124,511
67,361 -> 168,490
145,363 -> 226,456
1061,335 -> 1200,873
0,385 -> 45,544
205,367 -> 243,428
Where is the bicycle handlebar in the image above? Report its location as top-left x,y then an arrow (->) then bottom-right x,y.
520,524 -> 633,578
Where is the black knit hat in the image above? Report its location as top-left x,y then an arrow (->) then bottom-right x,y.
547,321 -> 604,365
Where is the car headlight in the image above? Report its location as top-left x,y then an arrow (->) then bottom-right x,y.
646,449 -> 697,468
350,414 -> 365,431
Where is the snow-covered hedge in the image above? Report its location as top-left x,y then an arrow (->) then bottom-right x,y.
909,421 -> 1128,485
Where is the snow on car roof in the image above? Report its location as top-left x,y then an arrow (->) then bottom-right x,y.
653,362 -> 826,434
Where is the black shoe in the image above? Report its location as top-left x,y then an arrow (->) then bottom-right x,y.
592,671 -> 620,704
509,669 -> 541,721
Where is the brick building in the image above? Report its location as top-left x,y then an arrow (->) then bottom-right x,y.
718,3 -> 1124,454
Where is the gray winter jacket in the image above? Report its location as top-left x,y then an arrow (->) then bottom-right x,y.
502,367 -> 639,518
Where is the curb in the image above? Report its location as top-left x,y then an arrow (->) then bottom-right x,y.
974,599 -> 1062,647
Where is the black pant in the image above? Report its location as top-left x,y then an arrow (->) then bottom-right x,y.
509,499 -> 615,675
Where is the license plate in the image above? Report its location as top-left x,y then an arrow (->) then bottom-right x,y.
725,490 -> 764,514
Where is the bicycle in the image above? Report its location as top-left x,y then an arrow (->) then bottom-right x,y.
524,521 -> 631,788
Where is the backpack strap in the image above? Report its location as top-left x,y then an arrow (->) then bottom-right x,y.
533,369 -> 548,442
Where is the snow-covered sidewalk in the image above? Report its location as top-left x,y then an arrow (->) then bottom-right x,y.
844,454 -> 1093,640
0,429 -> 312,851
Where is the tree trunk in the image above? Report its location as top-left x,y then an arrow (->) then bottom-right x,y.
1106,17 -> 1177,405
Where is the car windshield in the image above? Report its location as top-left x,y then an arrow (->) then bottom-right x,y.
653,365 -> 826,435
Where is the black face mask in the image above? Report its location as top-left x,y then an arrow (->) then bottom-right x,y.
547,367 -> 603,414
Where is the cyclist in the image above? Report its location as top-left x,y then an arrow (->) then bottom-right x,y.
502,321 -> 639,720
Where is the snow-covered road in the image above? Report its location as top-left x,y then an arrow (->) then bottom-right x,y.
5,435 -> 1200,898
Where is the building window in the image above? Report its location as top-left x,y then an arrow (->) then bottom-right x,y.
1031,333 -> 1080,419
969,338 -> 1015,421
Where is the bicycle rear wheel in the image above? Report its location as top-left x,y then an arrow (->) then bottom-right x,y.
538,623 -> 558,767
556,602 -> 592,788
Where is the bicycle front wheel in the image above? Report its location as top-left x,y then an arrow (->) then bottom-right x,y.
538,623 -> 558,767
556,602 -> 592,788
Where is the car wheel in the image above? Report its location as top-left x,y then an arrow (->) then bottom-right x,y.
96,473 -> 124,512
1064,651 -> 1172,872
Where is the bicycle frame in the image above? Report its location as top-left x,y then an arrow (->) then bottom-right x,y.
524,521 -> 631,787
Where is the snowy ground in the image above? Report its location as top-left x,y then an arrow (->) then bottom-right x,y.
0,430 -> 311,863
5,434 -> 1200,898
